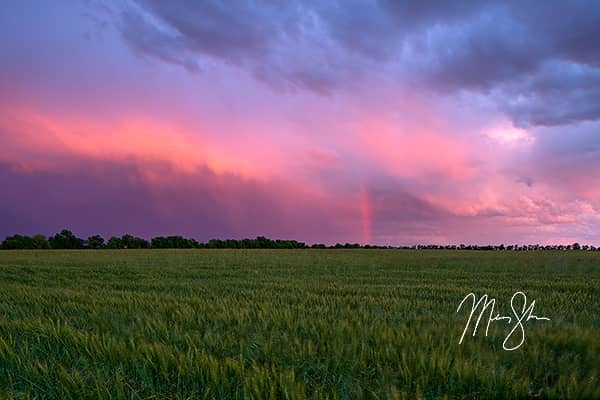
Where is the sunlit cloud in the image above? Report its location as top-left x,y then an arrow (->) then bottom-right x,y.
484,121 -> 534,145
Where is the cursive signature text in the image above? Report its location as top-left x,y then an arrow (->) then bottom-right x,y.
456,291 -> 550,351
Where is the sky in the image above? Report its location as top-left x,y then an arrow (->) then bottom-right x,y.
1,0 -> 600,245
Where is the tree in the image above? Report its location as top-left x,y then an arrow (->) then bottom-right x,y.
1,234 -> 49,249
87,235 -> 105,249
48,230 -> 84,249
121,234 -> 149,249
2,234 -> 30,249
152,236 -> 197,248
106,236 -> 123,249
32,234 -> 49,249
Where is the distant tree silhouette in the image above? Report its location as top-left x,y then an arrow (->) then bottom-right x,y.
48,230 -> 84,249
121,234 -> 149,249
1,234 -> 49,249
32,234 -> 50,249
106,236 -> 123,249
1,229 -> 599,251
152,236 -> 198,248
87,235 -> 105,249
2,235 -> 27,249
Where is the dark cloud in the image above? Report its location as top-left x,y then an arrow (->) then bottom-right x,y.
411,9 -> 540,92
381,0 -> 487,24
499,62 -> 600,127
405,1 -> 600,84
117,0 -> 357,94
120,9 -> 200,72
137,0 -> 284,64
110,0 -> 600,126
0,159 -> 354,243
515,1 -> 600,67
1,157 -> 522,246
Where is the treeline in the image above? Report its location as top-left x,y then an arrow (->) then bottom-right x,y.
1,229 -> 599,251
0,230 -> 309,250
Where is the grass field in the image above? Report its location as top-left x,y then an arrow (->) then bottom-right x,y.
0,250 -> 598,399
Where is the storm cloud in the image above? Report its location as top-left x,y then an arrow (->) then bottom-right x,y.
1,0 -> 599,244
117,0 -> 600,126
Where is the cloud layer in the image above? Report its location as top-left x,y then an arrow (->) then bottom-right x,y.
1,0 -> 599,244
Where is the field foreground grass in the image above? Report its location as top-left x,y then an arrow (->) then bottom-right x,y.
0,250 -> 598,399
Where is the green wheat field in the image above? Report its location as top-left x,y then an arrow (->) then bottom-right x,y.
0,250 -> 598,399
